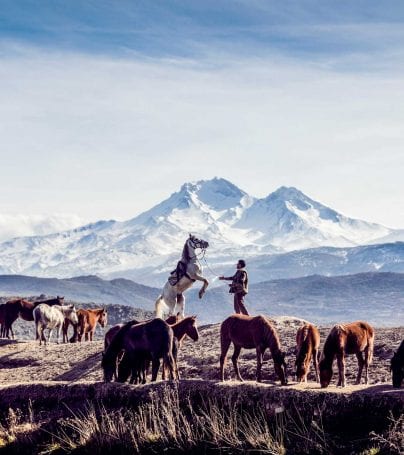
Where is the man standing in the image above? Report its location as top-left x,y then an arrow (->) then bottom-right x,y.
219,259 -> 249,315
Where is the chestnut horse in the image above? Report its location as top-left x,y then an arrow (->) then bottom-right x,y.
102,318 -> 177,383
391,339 -> 404,388
76,308 -> 108,341
220,314 -> 287,385
319,321 -> 374,388
295,323 -> 320,383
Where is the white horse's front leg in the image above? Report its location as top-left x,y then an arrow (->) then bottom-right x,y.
194,274 -> 209,299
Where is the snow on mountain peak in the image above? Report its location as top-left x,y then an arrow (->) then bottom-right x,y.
178,177 -> 250,211
0,178 -> 400,280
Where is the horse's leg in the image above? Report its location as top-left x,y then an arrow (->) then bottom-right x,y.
151,357 -> 160,382
336,353 -> 345,387
56,325 -> 62,344
163,352 -> 176,380
364,339 -> 373,385
220,336 -> 232,381
194,273 -> 209,299
176,293 -> 185,319
313,349 -> 320,383
355,352 -> 365,385
232,345 -> 243,382
155,295 -> 166,319
37,324 -> 43,346
256,346 -> 264,383
47,329 -> 53,345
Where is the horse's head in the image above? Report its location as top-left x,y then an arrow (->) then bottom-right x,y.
188,234 -> 209,250
101,352 -> 116,383
273,351 -> 288,386
319,358 -> 333,388
99,309 -> 108,328
67,304 -> 79,325
186,315 -> 199,342
391,352 -> 404,388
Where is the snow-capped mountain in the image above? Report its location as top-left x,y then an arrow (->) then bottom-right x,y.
0,177 -> 402,282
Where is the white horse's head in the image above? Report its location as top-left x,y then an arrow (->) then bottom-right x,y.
188,234 -> 209,250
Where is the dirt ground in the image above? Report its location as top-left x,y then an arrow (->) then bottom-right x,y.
0,318 -> 402,390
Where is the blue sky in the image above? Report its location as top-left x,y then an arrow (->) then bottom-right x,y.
1,1 -> 404,238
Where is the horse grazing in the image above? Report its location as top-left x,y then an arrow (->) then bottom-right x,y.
220,315 -> 287,385
391,339 -> 404,388
295,323 -> 320,383
33,304 -> 79,345
155,234 -> 209,319
76,308 -> 107,341
102,318 -> 177,383
319,321 -> 374,388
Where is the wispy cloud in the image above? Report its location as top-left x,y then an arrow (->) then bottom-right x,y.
0,213 -> 85,242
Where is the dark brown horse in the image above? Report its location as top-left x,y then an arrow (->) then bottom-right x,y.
391,339 -> 404,388
107,316 -> 178,384
319,321 -> 374,388
102,318 -> 177,383
220,314 -> 287,385
104,315 -> 178,351
295,323 -> 320,383
1,299 -> 34,338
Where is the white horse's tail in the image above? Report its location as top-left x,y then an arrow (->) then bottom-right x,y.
155,295 -> 165,319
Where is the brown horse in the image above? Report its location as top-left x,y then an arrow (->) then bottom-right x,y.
220,314 -> 287,385
76,308 -> 108,341
295,323 -> 320,383
102,318 -> 177,383
319,321 -> 374,388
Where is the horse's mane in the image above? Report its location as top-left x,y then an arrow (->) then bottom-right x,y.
181,239 -> 191,263
323,325 -> 344,360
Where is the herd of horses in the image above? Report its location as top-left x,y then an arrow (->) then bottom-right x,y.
0,296 -> 403,389
0,297 -> 107,345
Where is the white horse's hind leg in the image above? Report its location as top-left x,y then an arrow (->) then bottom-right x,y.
176,294 -> 185,318
155,295 -> 166,319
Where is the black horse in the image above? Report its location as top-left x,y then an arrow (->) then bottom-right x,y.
101,318 -> 177,383
391,339 -> 404,388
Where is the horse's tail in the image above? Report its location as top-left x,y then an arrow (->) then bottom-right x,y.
33,306 -> 41,340
155,295 -> 165,319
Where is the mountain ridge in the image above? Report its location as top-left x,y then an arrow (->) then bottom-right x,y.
0,177 -> 402,280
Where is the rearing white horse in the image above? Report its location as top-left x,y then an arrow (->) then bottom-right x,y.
155,234 -> 209,319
